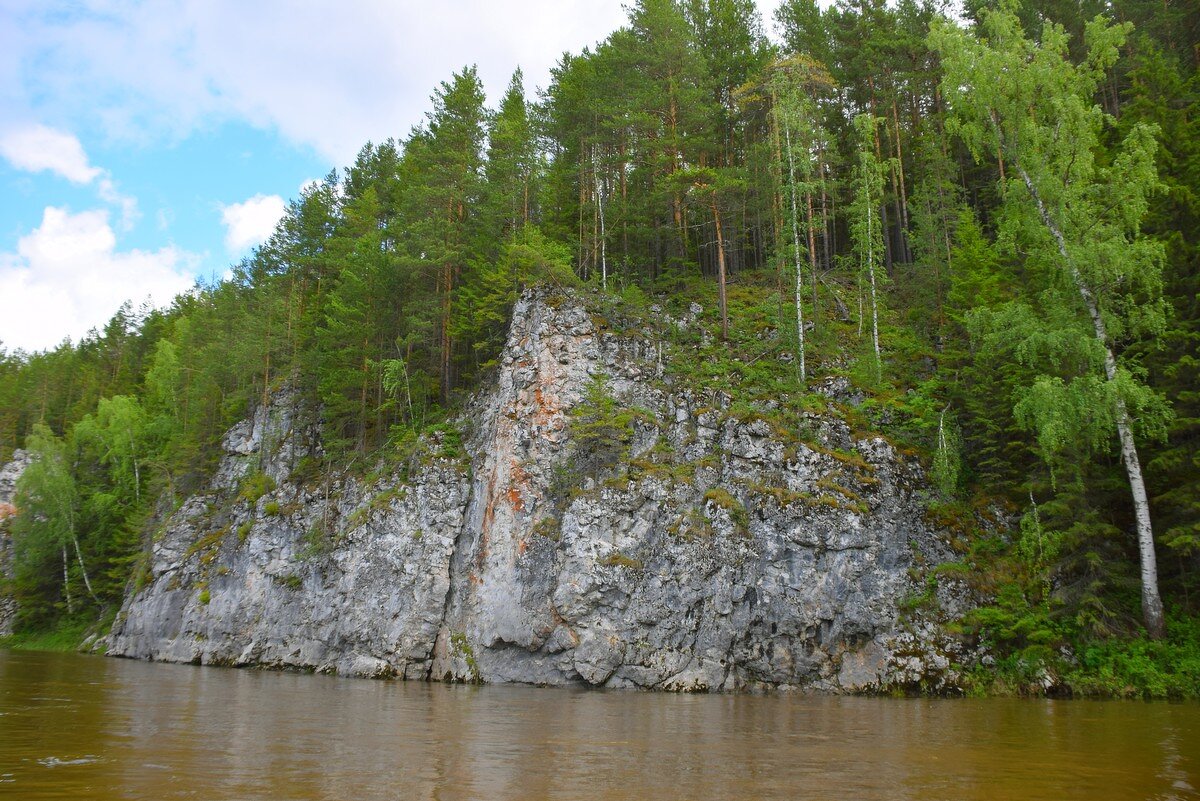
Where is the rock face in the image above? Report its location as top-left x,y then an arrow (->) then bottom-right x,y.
107,289 -> 966,692
0,449 -> 32,636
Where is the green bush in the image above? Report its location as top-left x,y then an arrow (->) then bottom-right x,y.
238,471 -> 276,504
703,486 -> 749,535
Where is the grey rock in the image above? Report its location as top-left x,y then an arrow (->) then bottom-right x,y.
0,449 -> 32,635
106,288 -> 972,693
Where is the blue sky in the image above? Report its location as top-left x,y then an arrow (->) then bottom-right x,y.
1,0 -> 782,352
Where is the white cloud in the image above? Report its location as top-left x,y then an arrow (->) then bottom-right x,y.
0,207 -> 198,352
220,193 -> 285,254
97,176 -> 139,231
0,122 -> 139,228
0,1 -> 779,166
0,123 -> 101,184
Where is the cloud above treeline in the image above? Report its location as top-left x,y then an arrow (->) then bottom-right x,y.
0,207 -> 197,353
1,0 -> 658,165
0,0 -> 786,353
2,0 -> 780,165
220,194 -> 286,255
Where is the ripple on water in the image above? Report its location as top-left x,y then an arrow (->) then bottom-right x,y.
37,756 -> 103,768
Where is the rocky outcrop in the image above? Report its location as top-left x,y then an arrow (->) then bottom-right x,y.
106,289 -> 970,692
0,449 -> 32,635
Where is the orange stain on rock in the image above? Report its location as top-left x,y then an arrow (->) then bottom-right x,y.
481,473 -> 498,534
532,386 -> 562,430
507,460 -> 528,512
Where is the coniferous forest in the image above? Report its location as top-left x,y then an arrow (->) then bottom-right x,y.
2,0 -> 1198,696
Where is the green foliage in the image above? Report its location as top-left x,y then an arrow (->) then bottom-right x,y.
961,608 -> 1200,699
449,631 -> 482,683
532,516 -> 561,541
849,112 -> 890,383
10,425 -> 87,625
703,486 -> 750,534
0,616 -> 92,652
933,2 -> 1175,637
0,0 -> 1196,680
930,410 -> 963,500
274,574 -> 303,591
566,375 -> 645,481
238,471 -> 276,504
299,517 -> 336,559
455,225 -> 579,373
1065,615 -> 1200,698
599,552 -> 644,570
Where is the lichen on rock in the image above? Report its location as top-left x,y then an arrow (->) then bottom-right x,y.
106,288 -> 973,693
0,449 -> 32,636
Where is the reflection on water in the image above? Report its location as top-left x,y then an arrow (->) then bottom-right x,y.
0,649 -> 1197,800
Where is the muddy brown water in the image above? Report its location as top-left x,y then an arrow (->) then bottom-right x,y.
1,649 -> 1197,800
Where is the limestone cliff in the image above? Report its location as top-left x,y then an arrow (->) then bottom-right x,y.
0,449 -> 31,635
106,289 -> 969,692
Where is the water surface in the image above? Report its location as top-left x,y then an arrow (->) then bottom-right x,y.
1,649 -> 1196,800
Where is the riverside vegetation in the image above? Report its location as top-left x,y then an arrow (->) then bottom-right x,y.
1,0 -> 1198,697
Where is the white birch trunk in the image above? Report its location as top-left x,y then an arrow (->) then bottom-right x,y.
593,148 -> 607,291
62,546 -> 72,614
73,536 -> 99,604
1017,164 -> 1165,638
866,189 -> 882,381
784,120 -> 806,384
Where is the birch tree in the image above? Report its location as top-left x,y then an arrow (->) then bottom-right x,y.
770,55 -> 833,387
850,112 -> 888,383
12,424 -> 98,616
931,5 -> 1170,637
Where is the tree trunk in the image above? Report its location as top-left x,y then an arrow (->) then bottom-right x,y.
1017,163 -> 1165,639
440,260 -> 453,405
784,122 -> 806,384
260,297 -> 273,471
73,536 -> 99,604
594,149 -> 608,290
360,341 -> 369,453
807,190 -> 820,322
868,201 -> 882,382
712,199 -> 729,342
128,427 -> 141,504
891,100 -> 912,264
61,546 -> 72,613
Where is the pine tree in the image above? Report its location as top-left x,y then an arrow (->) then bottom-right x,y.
402,68 -> 487,403
481,70 -> 538,255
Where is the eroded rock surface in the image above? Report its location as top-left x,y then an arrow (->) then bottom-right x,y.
0,449 -> 31,635
107,289 -> 968,692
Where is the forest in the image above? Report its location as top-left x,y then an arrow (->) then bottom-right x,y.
1,0 -> 1197,695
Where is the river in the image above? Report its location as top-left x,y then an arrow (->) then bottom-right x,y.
0,649 -> 1197,800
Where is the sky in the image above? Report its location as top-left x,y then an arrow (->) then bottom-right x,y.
0,0 -> 787,353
